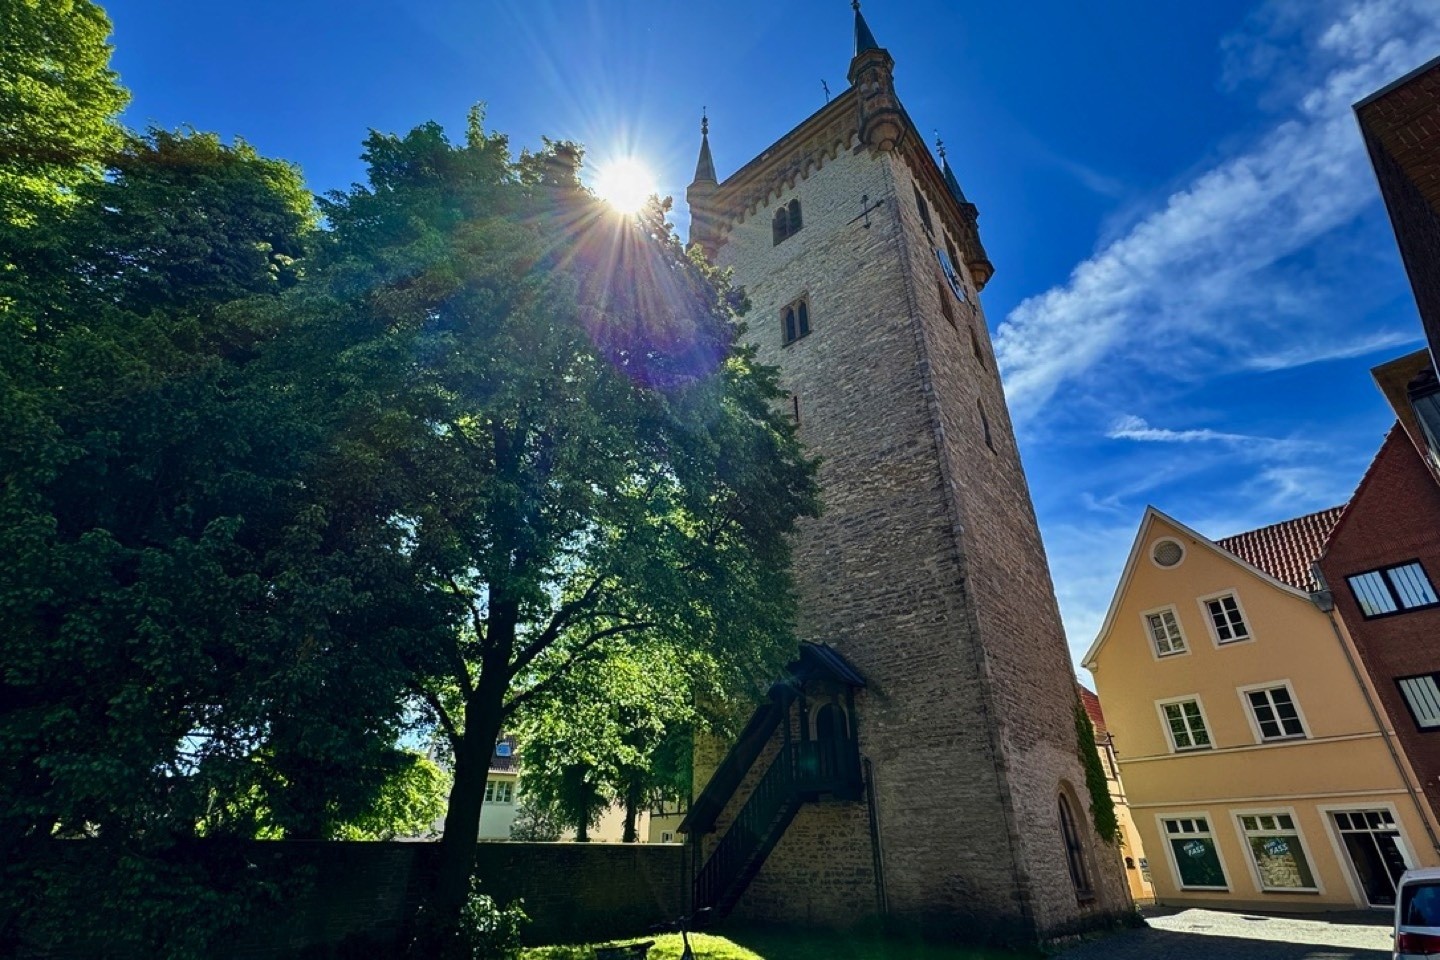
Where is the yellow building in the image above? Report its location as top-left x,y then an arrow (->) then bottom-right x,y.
1083,506 -> 1440,911
1079,686 -> 1155,903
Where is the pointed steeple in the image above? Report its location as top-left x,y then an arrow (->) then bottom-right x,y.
686,110 -> 720,257
936,135 -> 969,205
693,109 -> 717,185
853,0 -> 880,55
848,2 -> 901,151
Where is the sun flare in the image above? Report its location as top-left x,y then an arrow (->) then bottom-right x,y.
594,157 -> 658,213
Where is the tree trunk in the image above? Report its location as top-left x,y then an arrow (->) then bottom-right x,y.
433,671 -> 507,919
622,776 -> 641,843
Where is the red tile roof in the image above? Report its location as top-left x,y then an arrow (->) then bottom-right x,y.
1214,506 -> 1346,592
1077,684 -> 1106,735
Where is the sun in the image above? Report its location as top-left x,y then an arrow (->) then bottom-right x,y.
594,157 -> 658,214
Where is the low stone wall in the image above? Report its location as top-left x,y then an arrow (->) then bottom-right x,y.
16,839 -> 686,958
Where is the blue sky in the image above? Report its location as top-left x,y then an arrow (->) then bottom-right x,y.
106,0 -> 1439,673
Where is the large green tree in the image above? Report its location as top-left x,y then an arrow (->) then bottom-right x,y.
0,0 -> 128,225
0,126 -> 450,954
290,116 -> 818,916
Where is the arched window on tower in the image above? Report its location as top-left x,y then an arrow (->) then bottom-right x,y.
938,280 -> 956,327
913,184 -> 934,235
970,323 -> 985,366
782,296 -> 811,345
773,200 -> 803,246
978,399 -> 994,452
1059,793 -> 1094,901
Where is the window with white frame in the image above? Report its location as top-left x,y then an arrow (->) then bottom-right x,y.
1243,684 -> 1306,741
485,779 -> 514,804
1162,817 -> 1227,890
1160,698 -> 1213,751
1398,673 -> 1440,730
1144,607 -> 1187,657
1237,812 -> 1317,891
1202,592 -> 1251,644
1348,562 -> 1439,618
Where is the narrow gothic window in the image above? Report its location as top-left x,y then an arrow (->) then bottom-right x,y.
979,399 -> 994,451
791,394 -> 801,424
913,184 -> 933,235
938,281 -> 956,327
782,296 -> 810,345
772,200 -> 803,246
797,299 -> 810,337
783,306 -> 798,343
1059,793 -> 1093,900
970,324 -> 985,366
946,238 -> 962,277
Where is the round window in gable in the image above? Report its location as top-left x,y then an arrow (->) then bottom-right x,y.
1152,539 -> 1184,568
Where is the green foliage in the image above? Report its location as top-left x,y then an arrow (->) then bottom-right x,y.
1074,701 -> 1121,845
0,0 -> 129,224
410,880 -> 529,960
515,647 -> 697,842
509,794 -> 564,842
332,751 -> 451,840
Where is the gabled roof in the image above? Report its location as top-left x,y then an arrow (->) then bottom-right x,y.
1081,506 -> 1317,669
1078,685 -> 1106,735
1215,506 -> 1345,592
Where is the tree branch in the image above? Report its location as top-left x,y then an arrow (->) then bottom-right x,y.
507,574 -> 610,677
502,620 -> 655,716
409,680 -> 460,751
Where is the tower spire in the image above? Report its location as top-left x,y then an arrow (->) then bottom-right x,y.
853,1 -> 880,55
936,133 -> 969,204
692,107 -> 717,185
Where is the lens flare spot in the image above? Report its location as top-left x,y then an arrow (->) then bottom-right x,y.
594,157 -> 657,213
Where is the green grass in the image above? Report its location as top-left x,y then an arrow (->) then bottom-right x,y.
523,929 -> 1028,960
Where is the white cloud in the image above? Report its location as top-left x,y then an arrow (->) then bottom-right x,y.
1243,329 -> 1423,371
1107,414 -> 1265,445
993,0 -> 1440,424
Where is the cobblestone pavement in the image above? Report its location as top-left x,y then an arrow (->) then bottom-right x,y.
1056,908 -> 1394,959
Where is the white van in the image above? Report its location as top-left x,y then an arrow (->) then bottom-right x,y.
1396,867 -> 1440,958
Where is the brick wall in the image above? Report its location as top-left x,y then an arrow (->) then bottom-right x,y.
1319,426 -> 1440,827
17,840 -> 685,958
1358,61 -> 1440,362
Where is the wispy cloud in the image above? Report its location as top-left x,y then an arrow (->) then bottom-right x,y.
1243,329 -> 1422,371
1106,414 -> 1319,457
993,0 -> 1440,424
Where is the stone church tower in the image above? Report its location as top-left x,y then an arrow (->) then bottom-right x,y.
677,4 -> 1130,946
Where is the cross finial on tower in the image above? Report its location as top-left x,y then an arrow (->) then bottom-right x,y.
852,0 -> 860,10
701,107 -> 708,137
935,131 -> 947,163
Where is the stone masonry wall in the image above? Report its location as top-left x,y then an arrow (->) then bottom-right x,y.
713,141 -> 1033,941
891,157 -> 1132,937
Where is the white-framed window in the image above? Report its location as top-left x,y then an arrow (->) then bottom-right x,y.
1157,697 -> 1213,752
1397,673 -> 1440,730
1199,591 -> 1252,645
1142,605 -> 1187,658
660,831 -> 674,843
1235,810 -> 1318,892
1347,562 -> 1439,618
1160,815 -> 1228,890
485,779 -> 514,804
1239,682 -> 1308,742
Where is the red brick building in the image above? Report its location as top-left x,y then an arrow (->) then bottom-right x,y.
1318,425 -> 1440,826
1357,57 -> 1440,471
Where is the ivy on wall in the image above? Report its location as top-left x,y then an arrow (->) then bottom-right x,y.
1075,701 -> 1121,844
